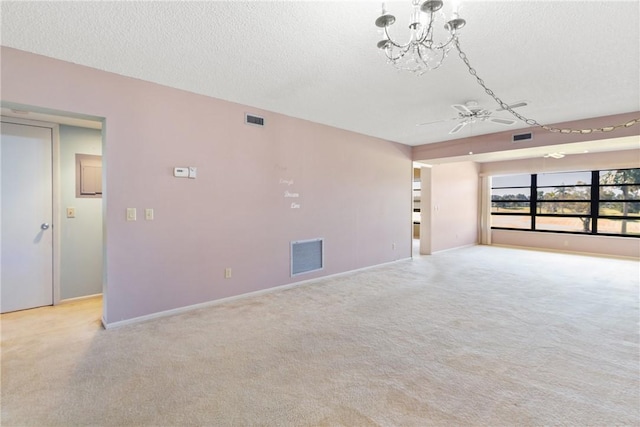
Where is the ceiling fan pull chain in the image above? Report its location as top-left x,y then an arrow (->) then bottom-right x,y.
453,39 -> 640,135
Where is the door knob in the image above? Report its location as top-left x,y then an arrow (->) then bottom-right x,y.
41,223 -> 50,230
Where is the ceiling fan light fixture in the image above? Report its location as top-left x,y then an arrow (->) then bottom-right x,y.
418,100 -> 524,133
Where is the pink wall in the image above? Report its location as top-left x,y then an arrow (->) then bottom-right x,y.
1,47 -> 412,324
422,162 -> 479,253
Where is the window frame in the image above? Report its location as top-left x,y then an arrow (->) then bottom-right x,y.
491,168 -> 640,238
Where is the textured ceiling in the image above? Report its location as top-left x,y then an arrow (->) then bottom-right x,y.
1,1 -> 639,146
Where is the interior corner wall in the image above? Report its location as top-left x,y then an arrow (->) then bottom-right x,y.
479,176 -> 492,245
59,125 -> 103,299
0,47 -> 412,325
422,161 -> 479,254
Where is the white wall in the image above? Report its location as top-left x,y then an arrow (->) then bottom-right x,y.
59,125 -> 103,299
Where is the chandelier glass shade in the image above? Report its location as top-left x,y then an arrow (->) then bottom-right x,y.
375,0 -> 465,74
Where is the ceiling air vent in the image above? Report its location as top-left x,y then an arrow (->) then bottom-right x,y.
512,132 -> 533,142
245,113 -> 265,127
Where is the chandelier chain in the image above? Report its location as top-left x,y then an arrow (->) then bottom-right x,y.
454,39 -> 640,135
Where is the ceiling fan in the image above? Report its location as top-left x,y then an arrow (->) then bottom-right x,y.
418,100 -> 528,134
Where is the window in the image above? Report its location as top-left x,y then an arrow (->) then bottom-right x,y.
491,174 -> 531,230
491,168 -> 640,237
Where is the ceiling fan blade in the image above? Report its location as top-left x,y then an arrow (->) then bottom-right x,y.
416,117 -> 457,126
496,101 -> 528,112
490,117 -> 517,126
449,122 -> 467,134
451,104 -> 473,115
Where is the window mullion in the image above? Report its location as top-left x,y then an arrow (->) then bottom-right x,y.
531,174 -> 537,231
591,170 -> 598,234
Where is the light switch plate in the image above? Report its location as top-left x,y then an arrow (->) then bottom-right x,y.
145,208 -> 154,221
126,208 -> 136,221
188,166 -> 197,179
66,207 -> 76,218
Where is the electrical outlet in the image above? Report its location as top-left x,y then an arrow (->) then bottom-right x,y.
225,268 -> 232,279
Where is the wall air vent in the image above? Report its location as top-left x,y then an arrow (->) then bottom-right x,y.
245,113 -> 265,127
291,238 -> 324,276
512,132 -> 533,142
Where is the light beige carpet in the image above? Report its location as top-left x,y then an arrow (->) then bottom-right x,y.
1,245 -> 639,426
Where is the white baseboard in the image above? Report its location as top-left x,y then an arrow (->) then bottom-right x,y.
490,243 -> 639,261
59,293 -> 102,304
429,243 -> 477,255
102,257 -> 412,330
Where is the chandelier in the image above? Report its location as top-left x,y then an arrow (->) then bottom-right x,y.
375,1 -> 465,74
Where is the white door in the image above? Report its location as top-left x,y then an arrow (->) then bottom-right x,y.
1,120 -> 54,313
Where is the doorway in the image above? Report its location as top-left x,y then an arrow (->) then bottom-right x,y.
1,112 -> 104,314
412,166 -> 421,256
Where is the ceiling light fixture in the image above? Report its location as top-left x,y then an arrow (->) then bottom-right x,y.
544,152 -> 565,159
375,0 -> 465,74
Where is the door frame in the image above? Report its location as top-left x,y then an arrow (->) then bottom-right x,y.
1,115 -> 61,305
